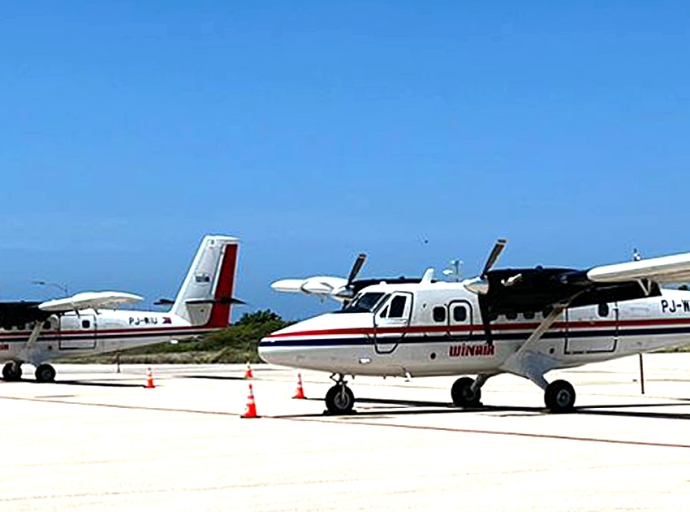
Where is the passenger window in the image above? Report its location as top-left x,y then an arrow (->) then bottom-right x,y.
524,311 -> 535,320
388,296 -> 407,318
598,303 -> 610,317
506,311 -> 518,320
433,307 -> 446,323
453,305 -> 467,322
82,320 -> 91,329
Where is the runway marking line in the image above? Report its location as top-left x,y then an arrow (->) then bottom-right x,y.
2,393 -> 690,450
284,415 -> 690,450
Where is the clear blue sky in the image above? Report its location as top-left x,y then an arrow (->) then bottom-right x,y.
2,1 -> 690,320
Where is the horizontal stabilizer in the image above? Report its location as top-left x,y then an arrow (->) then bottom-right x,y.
39,292 -> 144,312
186,296 -> 245,305
588,252 -> 690,284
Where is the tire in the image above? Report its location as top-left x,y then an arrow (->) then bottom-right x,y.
35,364 -> 56,383
2,362 -> 22,381
451,377 -> 482,407
544,379 -> 576,413
325,385 -> 355,414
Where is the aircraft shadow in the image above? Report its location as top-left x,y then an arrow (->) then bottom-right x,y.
275,398 -> 690,421
50,379 -> 145,388
575,403 -> 690,421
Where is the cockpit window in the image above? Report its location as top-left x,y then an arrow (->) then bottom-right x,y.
387,296 -> 407,318
341,292 -> 386,313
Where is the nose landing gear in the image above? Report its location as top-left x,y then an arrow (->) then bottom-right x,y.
325,374 -> 355,414
451,374 -> 491,407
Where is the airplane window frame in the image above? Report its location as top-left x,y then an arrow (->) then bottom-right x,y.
388,295 -> 407,318
598,303 -> 610,318
433,306 -> 446,323
453,305 -> 468,323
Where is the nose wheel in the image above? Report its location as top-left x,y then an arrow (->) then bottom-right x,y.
325,374 -> 355,414
451,377 -> 483,407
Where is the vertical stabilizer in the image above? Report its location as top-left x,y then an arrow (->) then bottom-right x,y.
171,235 -> 240,327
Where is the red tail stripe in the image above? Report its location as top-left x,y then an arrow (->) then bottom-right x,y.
206,242 -> 239,328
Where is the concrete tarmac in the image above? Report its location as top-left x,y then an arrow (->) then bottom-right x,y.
2,354 -> 690,511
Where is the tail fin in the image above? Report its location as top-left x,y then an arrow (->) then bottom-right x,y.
171,235 -> 240,327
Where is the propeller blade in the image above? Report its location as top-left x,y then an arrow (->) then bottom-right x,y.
347,253 -> 367,285
481,238 -> 508,277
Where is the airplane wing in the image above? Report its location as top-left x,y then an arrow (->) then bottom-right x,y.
271,277 -> 349,297
38,292 -> 144,313
464,248 -> 690,318
587,252 -> 690,284
271,276 -> 423,301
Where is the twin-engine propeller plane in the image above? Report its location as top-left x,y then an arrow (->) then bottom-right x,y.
261,241 -> 690,414
0,235 -> 240,382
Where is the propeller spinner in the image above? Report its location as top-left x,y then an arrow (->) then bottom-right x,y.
463,238 -> 508,294
333,253 -> 367,299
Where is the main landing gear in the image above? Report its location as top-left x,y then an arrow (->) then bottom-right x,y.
35,364 -> 57,383
2,361 -> 22,381
450,374 -> 576,413
1,362 -> 57,383
325,374 -> 355,415
544,379 -> 576,413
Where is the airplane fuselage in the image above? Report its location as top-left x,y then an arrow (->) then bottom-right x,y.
0,309 -> 212,365
260,282 -> 690,378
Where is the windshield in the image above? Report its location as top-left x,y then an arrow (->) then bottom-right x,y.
340,292 -> 387,313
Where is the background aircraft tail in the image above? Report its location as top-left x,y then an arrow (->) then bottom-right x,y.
171,235 -> 240,327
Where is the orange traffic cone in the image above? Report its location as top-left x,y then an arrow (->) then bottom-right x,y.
145,367 -> 155,389
293,373 -> 306,400
244,362 -> 254,380
241,383 -> 258,418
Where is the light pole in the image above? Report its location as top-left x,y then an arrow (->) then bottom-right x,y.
442,260 -> 464,282
31,280 -> 69,297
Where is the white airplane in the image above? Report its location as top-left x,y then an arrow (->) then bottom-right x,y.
0,235 -> 240,382
260,240 -> 690,414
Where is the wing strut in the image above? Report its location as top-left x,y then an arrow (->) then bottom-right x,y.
18,320 -> 46,364
498,304 -> 568,390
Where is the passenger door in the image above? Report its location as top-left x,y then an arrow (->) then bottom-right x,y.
564,302 -> 619,354
447,300 -> 473,340
59,314 -> 97,350
373,292 -> 413,354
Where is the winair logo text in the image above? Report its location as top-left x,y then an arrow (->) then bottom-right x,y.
449,343 -> 496,358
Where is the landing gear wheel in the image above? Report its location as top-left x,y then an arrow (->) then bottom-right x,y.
544,379 -> 576,413
2,361 -> 22,381
35,364 -> 56,383
325,385 -> 355,415
451,377 -> 482,407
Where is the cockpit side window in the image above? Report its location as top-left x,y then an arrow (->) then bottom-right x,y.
387,295 -> 407,318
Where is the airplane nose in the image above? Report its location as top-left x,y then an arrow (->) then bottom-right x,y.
257,336 -> 273,364
258,333 -> 289,366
